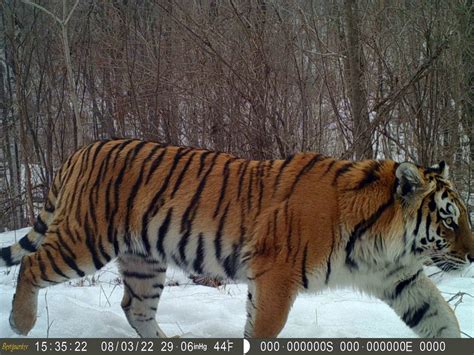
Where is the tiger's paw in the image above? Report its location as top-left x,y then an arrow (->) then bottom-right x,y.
10,293 -> 37,336
9,309 -> 36,336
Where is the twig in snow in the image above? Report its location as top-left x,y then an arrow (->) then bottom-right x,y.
44,290 -> 54,338
99,284 -> 112,307
446,291 -> 474,311
176,322 -> 184,336
461,331 -> 472,338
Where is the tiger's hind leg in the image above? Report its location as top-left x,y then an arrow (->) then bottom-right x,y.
118,254 -> 168,338
10,223 -> 114,335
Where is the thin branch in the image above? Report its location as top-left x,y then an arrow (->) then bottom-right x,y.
44,290 -> 54,338
22,0 -> 62,24
64,0 -> 80,25
461,331 -> 472,338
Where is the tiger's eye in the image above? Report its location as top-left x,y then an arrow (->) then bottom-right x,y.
445,217 -> 453,225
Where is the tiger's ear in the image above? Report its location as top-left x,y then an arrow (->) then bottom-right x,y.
430,160 -> 449,179
396,162 -> 425,199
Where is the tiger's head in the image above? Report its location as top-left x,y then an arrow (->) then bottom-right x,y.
396,161 -> 474,272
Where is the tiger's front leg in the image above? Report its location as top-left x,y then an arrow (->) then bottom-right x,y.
384,271 -> 460,338
244,260 -> 298,338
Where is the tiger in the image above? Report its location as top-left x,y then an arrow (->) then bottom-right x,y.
1,139 -> 473,338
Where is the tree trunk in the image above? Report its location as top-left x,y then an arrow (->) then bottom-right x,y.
61,18 -> 83,148
343,0 -> 372,159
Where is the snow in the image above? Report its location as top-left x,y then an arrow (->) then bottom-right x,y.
1,228 -> 473,338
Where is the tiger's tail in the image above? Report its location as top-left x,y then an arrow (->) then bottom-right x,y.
0,172 -> 61,267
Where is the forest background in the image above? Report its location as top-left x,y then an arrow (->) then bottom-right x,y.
0,0 -> 472,230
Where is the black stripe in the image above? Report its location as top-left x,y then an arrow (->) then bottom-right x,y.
92,143 -> 115,201
332,162 -> 354,186
145,148 -> 167,184
84,217 -> 104,270
140,148 -> 190,252
285,211 -> 294,262
197,151 -> 212,177
301,242 -> 309,289
67,144 -> 95,210
94,141 -> 132,204
105,179 -> 114,221
57,246 -> 85,277
111,139 -> 136,168
75,184 -> 86,223
402,302 -> 430,328
123,280 -> 143,301
33,215 -> 48,235
345,194 -> 395,270
143,144 -> 162,166
83,140 -> 110,189
213,158 -> 234,218
37,252 -> 58,284
287,154 -> 325,197
144,148 -> 190,230
181,153 -> 220,233
223,243 -> 241,279
91,155 -> 108,197
246,166 -> 254,212
45,249 -> 69,279
171,152 -> 197,199
157,208 -> 173,258
171,254 -> 183,267
321,160 -> 336,176
237,160 -> 250,199
350,161 -> 382,190
214,203 -> 230,260
88,183 -> 99,233
428,194 -> 437,212
98,236 -> 112,262
116,142 -> 148,247
266,159 -> 275,176
19,236 -> 37,252
425,214 -> 433,242
273,154 -> 294,195
113,232 -> 120,255
54,230 -> 76,259
0,247 -> 13,266
393,269 -> 422,298
126,159 -> 150,253
193,233 -> 205,274
152,283 -> 164,289
325,237 -> 335,284
413,208 -> 423,236
61,147 -> 84,188
142,293 -> 162,299
122,271 -> 157,279
178,230 -> 191,265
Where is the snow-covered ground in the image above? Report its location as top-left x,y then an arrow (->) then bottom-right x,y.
1,228 -> 473,338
